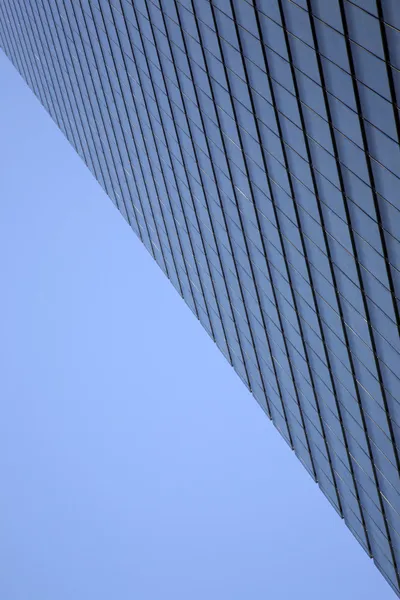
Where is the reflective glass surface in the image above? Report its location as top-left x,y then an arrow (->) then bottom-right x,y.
1,0 -> 400,594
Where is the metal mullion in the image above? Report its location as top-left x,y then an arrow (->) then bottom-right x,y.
270,0 -> 400,542
42,0 -> 115,201
244,0 -> 399,112
2,1 -> 61,130
109,6 -> 390,265
56,2 -> 152,249
50,0 -> 123,212
10,0 -> 57,112
278,221 -> 399,362
45,14 -> 142,214
208,19 -> 400,216
256,207 -> 400,400
275,0 -> 393,552
245,0 -> 354,511
38,0 -> 106,187
305,0 -> 398,46
0,5 -> 32,86
36,0 -> 98,174
119,9 -> 212,317
199,1 -> 400,181
167,0 -> 400,180
371,0 -> 400,319
5,2 -> 75,152
105,0 -> 197,302
323,2 -> 396,70
279,0 -> 400,569
23,0 -> 86,162
117,0 -> 216,337
305,311 -> 399,436
134,2 -> 235,363
187,203 -> 287,372
373,1 -> 400,31
16,0 -> 75,146
130,129 -> 227,255
66,0 -> 133,222
190,72 -> 400,271
55,3 -> 116,204
196,58 -> 399,254
0,4 -> 40,100
209,0 -> 326,481
104,7 -> 193,295
52,0 -> 119,202
299,98 -> 400,184
175,0 -> 301,423
33,0 -> 87,159
226,236 -> 352,420
123,22 -> 399,448
189,0 -> 315,450
150,124 -> 266,355
64,1 -> 140,231
130,12 -> 400,286
115,10 -> 218,322
2,4 -> 140,312
170,0 -> 287,418
336,0 -> 400,469
332,6 -> 400,578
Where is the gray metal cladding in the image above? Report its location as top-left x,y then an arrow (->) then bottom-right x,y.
1,0 -> 400,594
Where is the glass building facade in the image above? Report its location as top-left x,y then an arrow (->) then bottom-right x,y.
1,0 -> 400,594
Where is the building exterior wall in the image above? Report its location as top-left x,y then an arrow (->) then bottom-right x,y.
1,0 -> 400,593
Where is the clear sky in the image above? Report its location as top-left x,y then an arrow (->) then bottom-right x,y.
0,50 -> 395,599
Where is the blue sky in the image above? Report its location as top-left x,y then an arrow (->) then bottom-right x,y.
0,50 -> 395,599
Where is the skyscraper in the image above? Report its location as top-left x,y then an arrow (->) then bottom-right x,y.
1,0 -> 400,594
